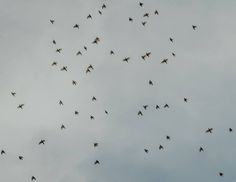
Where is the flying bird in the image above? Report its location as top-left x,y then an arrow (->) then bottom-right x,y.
61,124 -> 66,130
229,128 -> 233,132
90,115 -> 94,120
94,143 -> 98,147
184,98 -> 188,102
219,172 -> 224,177
1,150 -> 6,155
38,139 -> 45,145
161,59 -> 168,64
51,62 -> 57,66
139,2 -> 143,7
166,135 -> 170,140
31,176 -> 36,181
110,50 -> 114,55
169,37 -> 173,42
205,128 -> 213,133
143,105 -> 148,110
56,48 -> 62,53
98,10 -> 102,15
105,110 -> 108,114
11,92 -> 16,96
154,10 -> 159,15
92,37 -> 100,44
142,21 -> 147,26
72,80 -> 77,85
199,147 -> 204,152
123,57 -> 130,62
159,145 -> 164,150
53,40 -> 56,44
92,96 -> 97,101
75,111 -> 79,115
149,80 -> 153,85
76,51 -> 82,56
192,25 -> 197,30
18,156 -> 24,160
73,24 -> 79,29
172,52 -> 176,57
143,13 -> 149,17
59,100 -> 63,105
144,149 -> 149,153
102,4 -> 106,9
164,104 -> 169,108
50,19 -> 54,24
17,104 -> 24,109
129,17 -> 133,22
61,66 -> 67,71
87,14 -> 92,19
138,111 -> 143,116
94,160 -> 100,165
156,105 -> 160,109
146,52 -> 151,57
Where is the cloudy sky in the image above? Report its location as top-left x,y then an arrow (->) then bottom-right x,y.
0,0 -> 236,181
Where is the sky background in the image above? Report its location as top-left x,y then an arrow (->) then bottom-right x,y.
0,0 -> 236,181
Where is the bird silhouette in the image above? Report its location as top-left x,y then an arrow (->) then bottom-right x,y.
72,80 -> 77,85
129,17 -> 133,22
73,24 -> 79,29
105,110 -> 108,114
59,100 -> 63,105
143,105 -> 148,110
102,4 -> 106,9
61,66 -> 67,71
219,172 -> 224,177
141,55 -> 147,60
123,57 -> 130,62
164,104 -> 169,108
166,135 -> 170,140
31,176 -> 36,181
161,59 -> 168,64
199,147 -> 204,152
139,2 -> 143,7
149,80 -> 153,85
53,40 -> 56,44
50,19 -> 54,24
169,37 -> 173,42
1,150 -> 6,155
11,92 -> 16,96
144,149 -> 148,153
205,128 -> 213,133
94,143 -> 98,147
192,25 -> 197,30
75,111 -> 79,115
138,111 -> 143,116
38,139 -> 45,145
18,156 -> 23,160
92,37 -> 100,44
94,160 -> 100,165
146,52 -> 151,57
143,13 -> 149,17
61,124 -> 66,130
154,10 -> 159,15
156,105 -> 160,109
90,115 -> 94,120
56,48 -> 62,53
142,21 -> 147,26
172,52 -> 176,57
17,104 -> 24,109
51,62 -> 57,66
110,50 -> 114,55
184,98 -> 188,102
87,14 -> 92,19
229,128 -> 233,132
92,96 -> 97,101
159,145 -> 164,150
98,10 -> 102,15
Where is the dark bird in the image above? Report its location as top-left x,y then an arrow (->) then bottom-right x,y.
86,68 -> 91,74
87,14 -> 92,19
19,156 -> 23,160
50,19 -> 54,24
84,46 -> 87,51
11,92 -> 16,96
72,80 -> 77,85
75,111 -> 79,115
105,110 -> 108,114
142,21 -> 147,26
94,160 -> 100,165
229,128 -> 233,132
110,50 -> 114,55
90,115 -> 94,120
139,2 -> 143,7
61,66 -> 67,71
164,104 -> 169,108
219,172 -> 224,177
53,40 -> 56,44
1,150 -> 6,155
161,59 -> 168,64
94,143 -> 98,147
98,10 -> 102,15
129,17 -> 133,22
76,51 -> 82,56
73,24 -> 79,29
166,135 -> 170,140
184,98 -> 188,102
143,13 -> 149,17
59,100 -> 63,105
156,105 -> 160,109
56,48 -> 62,53
51,62 -> 57,66
138,111 -> 143,116
141,55 -> 146,60
199,147 -> 204,152
159,145 -> 164,150
154,10 -> 159,15
144,149 -> 149,153
92,37 -> 100,44
143,105 -> 148,110
192,25 -> 197,30
31,176 -> 36,181
87,64 -> 94,70
149,80 -> 153,85
123,57 -> 130,62
102,4 -> 106,9
169,37 -> 173,42
146,52 -> 151,57
172,52 -> 176,57
61,124 -> 66,130
38,139 -> 45,145
92,96 -> 97,101
17,104 -> 24,109
205,128 -> 213,133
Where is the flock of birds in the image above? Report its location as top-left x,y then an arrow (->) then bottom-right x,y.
1,1 -> 233,181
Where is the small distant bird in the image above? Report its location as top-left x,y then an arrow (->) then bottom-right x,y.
159,145 -> 164,150
11,92 -> 16,96
86,68 -> 91,74
94,160 -> 100,165
139,2 -> 143,7
141,55 -> 146,60
56,48 -> 62,53
199,147 -> 204,152
105,110 -> 108,114
84,46 -> 87,51
73,24 -> 79,29
19,156 -> 23,160
129,17 -> 133,22
61,124 -> 66,130
87,14 -> 92,19
75,111 -> 79,115
192,25 -> 197,30
154,10 -> 159,15
61,66 -> 67,71
184,98 -> 188,102
51,62 -> 57,66
110,50 -> 114,55
229,128 -> 233,132
31,176 -> 36,181
149,80 -> 153,85
76,51 -> 82,56
38,139 -> 45,145
169,37 -> 173,42
146,52 -> 151,57
142,21 -> 147,26
138,111 -> 143,116
1,150 -> 6,155
72,80 -> 77,85
17,104 -> 24,109
205,128 -> 213,133
144,149 -> 148,153
166,135 -> 170,140
161,59 -> 168,64
219,172 -> 224,177
102,4 -> 106,9
92,96 -> 97,101
87,64 -> 94,70
50,19 -> 54,24
156,105 -> 160,109
164,104 -> 169,108
98,10 -> 102,15
53,40 -> 56,44
92,37 -> 100,44
143,13 -> 149,17
143,105 -> 148,110
90,115 -> 94,120
123,57 -> 130,62
94,143 -> 98,147
59,100 -> 63,105
172,52 -> 176,57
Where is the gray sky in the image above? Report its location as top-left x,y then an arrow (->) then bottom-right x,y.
0,0 -> 236,181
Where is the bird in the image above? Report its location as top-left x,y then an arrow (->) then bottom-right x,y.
139,2 -> 143,7
92,96 -> 97,101
102,4 -> 106,9
144,149 -> 148,153
166,135 -> 170,140
142,21 -> 147,26
229,128 -> 233,132
75,111 -> 79,115
192,25 -> 197,30
17,104 -> 24,109
90,115 -> 94,120
76,51 -> 82,56
123,57 -> 130,62
105,110 -> 108,114
161,59 -> 168,64
59,100 -> 63,105
164,104 -> 169,108
51,62 -> 57,66
149,80 -> 153,85
11,92 -> 16,96
38,139 -> 45,145
86,68 -> 91,74
87,64 -> 94,70
56,48 -> 62,53
94,160 -> 100,165
146,52 -> 151,57
159,145 -> 164,150
110,50 -> 114,55
87,14 -> 92,19
61,66 -> 67,71
219,172 -> 224,177
18,156 -> 23,160
92,37 -> 100,44
141,55 -> 146,60
172,52 -> 176,57
52,40 -> 56,44
199,147 -> 204,152
61,124 -> 66,130
143,105 -> 148,110
184,98 -> 188,102
50,19 -> 54,24
72,80 -> 77,85
156,105 -> 160,109
169,37 -> 173,42
129,17 -> 133,22
154,10 -> 159,15
98,10 -> 102,15
1,150 -> 6,155
84,46 -> 87,51
73,24 -> 79,29
138,111 -> 143,116
94,143 -> 98,147
143,13 -> 149,17
31,176 -> 36,181
205,128 -> 213,133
